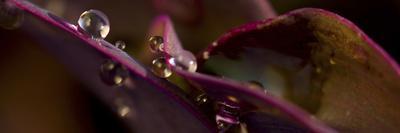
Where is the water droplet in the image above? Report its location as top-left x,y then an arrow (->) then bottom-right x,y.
202,51 -> 210,60
195,93 -> 208,104
212,42 -> 218,47
118,105 -> 130,117
78,9 -> 110,39
0,1 -> 24,29
99,60 -> 128,86
151,57 -> 172,78
168,51 -> 197,72
115,98 -> 131,118
315,67 -> 322,74
248,80 -> 264,89
329,58 -> 336,65
148,36 -> 164,53
247,81 -> 267,93
114,40 -> 126,50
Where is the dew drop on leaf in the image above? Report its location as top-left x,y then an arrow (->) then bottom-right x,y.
99,60 -> 128,86
195,93 -> 208,105
148,36 -> 164,53
151,57 -> 172,78
78,9 -> 110,40
247,80 -> 267,94
114,40 -> 126,50
168,51 -> 198,72
115,98 -> 131,118
0,0 -> 24,30
329,58 -> 336,65
248,80 -> 264,89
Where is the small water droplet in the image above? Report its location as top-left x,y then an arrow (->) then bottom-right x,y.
248,80 -> 264,89
0,1 -> 24,29
148,36 -> 164,53
118,105 -> 130,117
114,40 -> 126,50
195,93 -> 208,104
212,42 -> 218,47
315,67 -> 322,74
168,51 -> 197,72
202,51 -> 210,60
247,81 -> 267,93
151,57 -> 172,78
329,58 -> 336,65
99,60 -> 128,86
115,98 -> 131,118
78,9 -> 110,40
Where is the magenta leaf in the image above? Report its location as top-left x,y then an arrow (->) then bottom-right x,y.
198,8 -> 400,132
149,14 -> 336,132
8,0 -> 213,132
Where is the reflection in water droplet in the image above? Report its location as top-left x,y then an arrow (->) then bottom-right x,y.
99,60 -> 128,86
78,9 -> 110,40
151,57 -> 172,78
168,51 -> 198,72
0,1 -> 24,29
148,36 -> 164,53
114,40 -> 126,50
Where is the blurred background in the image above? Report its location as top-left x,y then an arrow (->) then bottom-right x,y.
0,0 -> 399,132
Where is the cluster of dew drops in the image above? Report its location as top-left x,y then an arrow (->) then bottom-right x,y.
77,9 -> 198,79
77,9 -> 245,132
0,2 -> 249,131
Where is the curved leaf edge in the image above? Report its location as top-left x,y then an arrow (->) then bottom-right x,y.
197,8 -> 400,76
10,0 -> 215,131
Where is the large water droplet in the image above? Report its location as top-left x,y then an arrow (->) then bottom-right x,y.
99,60 -> 128,86
0,1 -> 24,29
168,51 -> 197,72
115,40 -> 126,50
151,57 -> 172,78
148,36 -> 164,53
78,9 -> 110,39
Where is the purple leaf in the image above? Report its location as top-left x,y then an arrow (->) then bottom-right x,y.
198,8 -> 400,132
150,13 -> 336,132
9,0 -> 213,132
